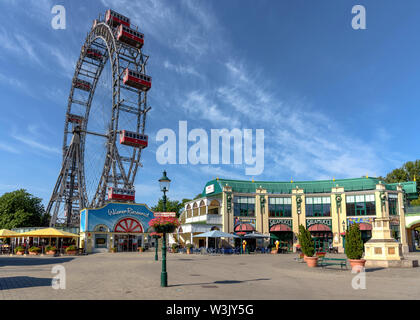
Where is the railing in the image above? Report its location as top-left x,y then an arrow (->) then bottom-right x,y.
185,214 -> 222,225
206,214 -> 222,224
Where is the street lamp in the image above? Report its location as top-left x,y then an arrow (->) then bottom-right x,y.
159,170 -> 171,287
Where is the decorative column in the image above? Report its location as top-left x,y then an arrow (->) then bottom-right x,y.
222,185 -> 233,233
292,187 -> 305,252
364,182 -> 406,268
331,185 -> 345,252
255,187 -> 267,234
397,184 -> 409,254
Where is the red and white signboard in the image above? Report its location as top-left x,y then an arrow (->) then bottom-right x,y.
154,212 -> 176,217
205,184 -> 215,194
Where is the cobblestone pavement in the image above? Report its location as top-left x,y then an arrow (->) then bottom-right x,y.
0,252 -> 420,299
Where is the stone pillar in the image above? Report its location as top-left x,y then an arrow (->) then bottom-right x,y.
397,184 -> 409,253
331,186 -> 345,252
291,187 -> 305,252
222,185 -> 233,234
255,187 -> 268,234
364,182 -> 406,267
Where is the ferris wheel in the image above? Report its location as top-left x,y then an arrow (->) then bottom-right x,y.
47,9 -> 151,227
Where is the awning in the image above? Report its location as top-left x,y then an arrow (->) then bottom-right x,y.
308,224 -> 331,232
243,232 -> 270,239
234,223 -> 255,232
270,224 -> 292,232
359,223 -> 372,231
18,228 -> 79,238
0,229 -> 20,238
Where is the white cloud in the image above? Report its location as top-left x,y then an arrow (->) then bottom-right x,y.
182,91 -> 240,127
0,142 -> 20,154
214,60 -> 387,179
12,134 -> 60,155
100,0 -> 217,57
163,60 -> 201,78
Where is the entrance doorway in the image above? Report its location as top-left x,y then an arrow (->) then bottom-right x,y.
234,237 -> 256,252
311,231 -> 333,252
270,231 -> 293,248
114,234 -> 142,252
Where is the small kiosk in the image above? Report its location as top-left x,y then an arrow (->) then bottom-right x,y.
79,202 -> 155,253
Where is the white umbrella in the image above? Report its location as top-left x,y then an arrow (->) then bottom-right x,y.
193,230 -> 239,238
193,230 -> 239,250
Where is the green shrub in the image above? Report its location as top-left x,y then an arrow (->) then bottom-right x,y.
186,243 -> 194,249
14,246 -> 24,253
345,223 -> 364,260
46,246 -> 57,252
298,224 -> 315,257
28,246 -> 41,253
66,245 -> 77,252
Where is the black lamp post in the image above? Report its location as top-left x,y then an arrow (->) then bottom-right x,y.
159,170 -> 171,287
154,231 -> 159,261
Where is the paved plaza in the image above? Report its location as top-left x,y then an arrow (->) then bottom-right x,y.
0,252 -> 420,299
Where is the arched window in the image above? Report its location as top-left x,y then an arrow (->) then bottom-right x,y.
208,199 -> 220,215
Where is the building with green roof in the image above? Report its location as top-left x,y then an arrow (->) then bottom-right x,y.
177,176 -> 419,253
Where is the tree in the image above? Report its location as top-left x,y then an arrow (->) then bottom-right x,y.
384,159 -> 420,202
297,224 -> 314,257
385,160 -> 420,184
0,189 -> 50,229
151,198 -> 184,218
345,223 -> 364,260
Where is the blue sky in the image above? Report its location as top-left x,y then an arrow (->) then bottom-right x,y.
0,0 -> 419,209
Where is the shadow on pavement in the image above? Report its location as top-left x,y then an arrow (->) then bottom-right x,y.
364,267 -> 385,272
0,276 -> 52,290
0,257 -> 74,267
169,278 -> 270,287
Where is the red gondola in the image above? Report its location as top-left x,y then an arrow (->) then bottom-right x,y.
86,48 -> 103,61
108,187 -> 135,201
122,68 -> 151,91
120,130 -> 148,148
117,24 -> 144,49
105,9 -> 130,27
73,78 -> 91,92
67,114 -> 84,124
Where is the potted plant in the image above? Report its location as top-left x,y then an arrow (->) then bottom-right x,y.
186,243 -> 193,254
298,224 -> 317,267
138,246 -> 144,252
110,247 -> 117,253
345,223 -> 365,272
28,246 -> 41,255
171,243 -> 179,253
65,245 -> 77,255
46,246 -> 57,255
14,246 -> 24,255
149,217 -> 180,234
316,251 -> 326,257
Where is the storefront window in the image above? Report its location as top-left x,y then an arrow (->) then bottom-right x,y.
305,197 -> 331,217
234,196 -> 255,217
346,194 -> 375,216
95,234 -> 107,248
388,194 -> 398,215
268,197 -> 292,217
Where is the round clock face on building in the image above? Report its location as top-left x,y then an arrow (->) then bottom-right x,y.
114,217 -> 143,233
